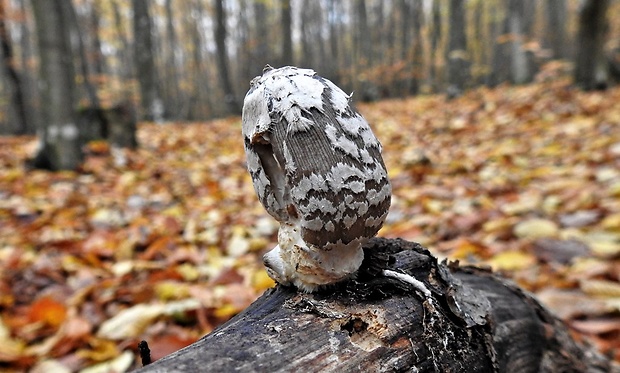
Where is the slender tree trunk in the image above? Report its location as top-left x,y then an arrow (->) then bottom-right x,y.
446,0 -> 470,97
280,0 -> 293,67
112,0 -> 131,82
326,0 -> 340,82
372,1 -> 384,69
489,0 -> 533,86
429,0 -> 442,91
187,0 -> 211,120
354,0 -> 375,100
472,0 -> 486,85
300,0 -> 314,69
544,0 -> 568,59
355,0 -> 371,68
410,0 -> 423,95
0,0 -> 30,135
90,2 -> 105,76
507,0 -> 531,84
214,0 -> 240,114
30,0 -> 82,170
63,0 -> 100,109
314,3 -> 327,75
164,0 -> 180,119
394,0 -> 411,96
237,0 -> 252,84
254,0 -> 270,68
574,0 -> 610,90
17,0 -> 37,134
133,0 -> 162,121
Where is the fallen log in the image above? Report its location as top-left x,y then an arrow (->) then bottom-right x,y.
137,238 -> 617,372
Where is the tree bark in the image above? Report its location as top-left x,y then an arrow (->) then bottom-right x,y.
136,238 -> 617,373
489,0 -> 534,86
133,0 -> 162,121
279,0 -> 293,66
214,0 -> 240,114
410,0 -> 423,95
89,2 -> 106,76
112,0 -> 131,82
30,0 -> 82,170
574,0 -> 610,91
544,0 -> 568,59
187,0 -> 212,120
446,0 -> 470,98
163,0 -> 180,119
63,0 -> 100,109
429,0 -> 442,91
0,0 -> 30,135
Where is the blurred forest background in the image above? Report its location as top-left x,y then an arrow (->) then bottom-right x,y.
0,0 -> 619,163
1,0 -> 620,372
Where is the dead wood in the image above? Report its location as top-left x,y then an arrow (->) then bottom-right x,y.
136,238 -> 618,373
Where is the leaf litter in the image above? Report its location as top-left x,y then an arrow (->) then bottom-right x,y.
1,80 -> 620,370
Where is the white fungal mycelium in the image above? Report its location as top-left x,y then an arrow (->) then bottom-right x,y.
242,65 -> 391,292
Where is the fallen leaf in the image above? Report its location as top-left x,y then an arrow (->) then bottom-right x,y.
78,350 -> 133,373
28,297 -> 67,328
488,250 -> 537,271
536,288 -> 611,319
513,219 -> 559,239
533,238 -> 590,264
97,304 -> 165,340
580,279 -> 620,298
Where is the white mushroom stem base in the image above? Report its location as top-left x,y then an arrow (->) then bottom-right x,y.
263,222 -> 365,292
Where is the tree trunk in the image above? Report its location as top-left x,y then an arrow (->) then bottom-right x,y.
354,0 -> 375,100
187,0 -> 212,120
253,0 -> 270,67
136,238 -> 617,373
133,0 -> 162,121
112,0 -> 131,82
279,0 -> 293,66
326,0 -> 340,82
446,0 -> 470,98
574,0 -> 610,91
395,0 -> 411,96
490,0 -> 534,86
163,0 -> 180,119
30,0 -> 82,170
410,0 -> 423,95
214,0 -> 240,114
545,0 -> 568,59
429,0 -> 442,91
63,0 -> 100,109
300,0 -> 314,69
90,2 -> 105,76
507,0 -> 532,84
16,0 -> 37,135
0,0 -> 30,135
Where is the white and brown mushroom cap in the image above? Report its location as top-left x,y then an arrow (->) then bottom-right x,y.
242,66 -> 391,290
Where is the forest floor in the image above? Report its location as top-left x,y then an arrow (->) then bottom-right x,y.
1,78 -> 620,371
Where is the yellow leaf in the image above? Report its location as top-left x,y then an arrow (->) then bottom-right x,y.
176,263 -> 200,282
513,219 -> 558,239
252,270 -> 276,291
488,250 -> 537,271
601,213 -> 620,230
155,281 -> 190,301
580,279 -> 620,298
213,303 -> 241,318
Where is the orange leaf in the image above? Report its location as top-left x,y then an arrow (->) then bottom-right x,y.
27,297 -> 67,328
